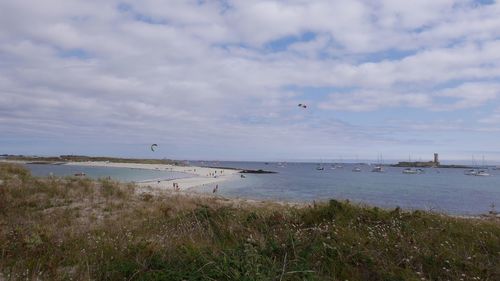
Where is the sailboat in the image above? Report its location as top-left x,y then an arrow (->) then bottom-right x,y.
371,154 -> 385,173
475,155 -> 491,176
466,155 -> 491,176
464,169 -> 477,176
316,160 -> 324,171
352,155 -> 362,172
464,155 -> 478,176
475,170 -> 490,176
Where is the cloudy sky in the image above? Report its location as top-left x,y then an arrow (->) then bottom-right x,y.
1,0 -> 500,162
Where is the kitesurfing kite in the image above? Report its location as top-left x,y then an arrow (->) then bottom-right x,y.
298,103 -> 307,108
150,144 -> 158,152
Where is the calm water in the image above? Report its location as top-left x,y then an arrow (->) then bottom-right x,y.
191,161 -> 500,215
24,162 -> 500,215
26,164 -> 191,183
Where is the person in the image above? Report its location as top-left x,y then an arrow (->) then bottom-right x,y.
213,184 -> 218,193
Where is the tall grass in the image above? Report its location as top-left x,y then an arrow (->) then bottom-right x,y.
0,163 -> 499,280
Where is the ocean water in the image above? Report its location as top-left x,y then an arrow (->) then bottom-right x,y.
25,164 -> 191,183
22,162 -> 500,215
191,161 -> 500,215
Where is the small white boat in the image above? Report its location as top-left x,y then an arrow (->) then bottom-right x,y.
402,168 -> 425,175
475,170 -> 491,177
371,166 -> 384,173
464,169 -> 477,176
402,168 -> 418,174
352,167 -> 362,172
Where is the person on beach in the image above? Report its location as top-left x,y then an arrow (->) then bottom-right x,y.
213,184 -> 218,193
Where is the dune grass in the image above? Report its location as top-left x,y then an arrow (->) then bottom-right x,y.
0,163 -> 499,280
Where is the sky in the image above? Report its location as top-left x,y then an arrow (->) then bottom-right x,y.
1,0 -> 500,163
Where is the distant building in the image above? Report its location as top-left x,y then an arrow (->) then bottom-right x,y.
395,153 -> 440,167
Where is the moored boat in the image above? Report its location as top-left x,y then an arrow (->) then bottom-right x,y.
464,169 -> 477,176
475,170 -> 491,177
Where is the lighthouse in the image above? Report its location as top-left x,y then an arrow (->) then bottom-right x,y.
433,153 -> 439,166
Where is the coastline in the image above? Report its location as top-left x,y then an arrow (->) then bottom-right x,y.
2,160 -> 498,220
0,159 -> 241,191
64,161 -> 241,191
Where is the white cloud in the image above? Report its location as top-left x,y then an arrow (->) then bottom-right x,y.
1,0 -> 500,159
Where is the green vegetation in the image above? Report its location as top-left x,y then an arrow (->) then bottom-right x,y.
1,163 -> 499,280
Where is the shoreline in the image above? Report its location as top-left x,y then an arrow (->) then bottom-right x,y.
1,160 -> 498,219
0,159 -> 241,191
63,161 -> 241,191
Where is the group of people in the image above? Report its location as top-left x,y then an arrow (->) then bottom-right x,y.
207,170 -> 224,177
172,182 -> 180,191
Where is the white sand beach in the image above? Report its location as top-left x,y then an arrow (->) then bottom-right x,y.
64,161 -> 241,191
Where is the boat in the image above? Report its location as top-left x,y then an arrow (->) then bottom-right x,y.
475,156 -> 491,176
74,172 -> 86,177
316,160 -> 325,171
402,168 -> 418,174
372,154 -> 385,172
464,169 -> 477,176
465,156 -> 492,176
352,167 -> 362,172
402,168 -> 425,174
475,170 -> 491,177
371,166 -> 384,173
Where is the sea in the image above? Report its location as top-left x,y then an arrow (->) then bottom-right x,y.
22,162 -> 500,216
25,163 -> 192,183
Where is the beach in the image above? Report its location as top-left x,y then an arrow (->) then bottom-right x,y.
64,161 -> 241,191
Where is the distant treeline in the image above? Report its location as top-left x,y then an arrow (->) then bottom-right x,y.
3,155 -> 186,165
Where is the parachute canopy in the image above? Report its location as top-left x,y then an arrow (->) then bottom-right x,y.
298,103 -> 307,108
150,144 -> 158,151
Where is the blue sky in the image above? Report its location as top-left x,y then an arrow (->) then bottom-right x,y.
1,0 -> 500,163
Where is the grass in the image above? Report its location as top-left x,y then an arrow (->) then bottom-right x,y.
0,163 -> 499,280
